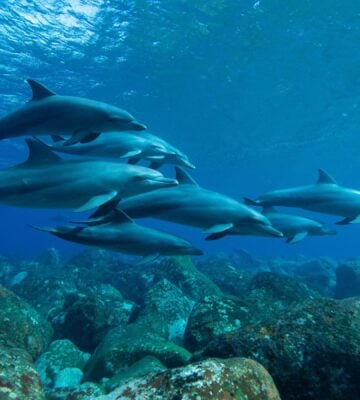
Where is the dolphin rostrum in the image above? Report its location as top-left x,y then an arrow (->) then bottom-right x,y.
38,131 -> 195,169
32,209 -> 203,261
0,79 -> 146,145
0,138 -> 177,215
260,206 -> 336,243
245,169 -> 360,225
118,167 -> 283,240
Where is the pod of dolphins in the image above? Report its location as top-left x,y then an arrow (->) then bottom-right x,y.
0,79 -> 358,261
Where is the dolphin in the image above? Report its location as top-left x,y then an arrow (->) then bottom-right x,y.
32,210 -> 203,261
245,169 -> 360,225
117,167 -> 283,240
38,131 -> 195,169
0,79 -> 146,145
0,138 -> 177,215
260,206 -> 336,243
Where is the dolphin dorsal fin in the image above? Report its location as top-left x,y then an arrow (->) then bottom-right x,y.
317,169 -> 337,185
175,167 -> 198,185
27,79 -> 56,101
24,138 -> 62,165
262,205 -> 278,214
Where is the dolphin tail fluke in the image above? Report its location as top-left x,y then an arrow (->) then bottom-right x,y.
244,197 -> 260,206
336,215 -> 360,225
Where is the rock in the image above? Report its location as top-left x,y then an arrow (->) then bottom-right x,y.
0,345 -> 45,400
184,295 -> 251,351
84,324 -> 192,382
105,356 -> 166,392
35,339 -> 90,389
292,258 -> 337,296
334,259 -> 360,298
54,284 -> 135,352
54,367 -> 83,388
197,256 -> 255,297
36,248 -> 61,268
153,256 -> 223,301
0,284 -> 53,359
97,357 -> 280,400
247,272 -> 320,318
47,382 -> 105,400
201,297 -> 360,400
135,279 -> 193,343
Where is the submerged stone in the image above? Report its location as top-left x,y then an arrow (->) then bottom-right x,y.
0,284 -> 53,360
84,324 -> 192,382
47,382 -> 105,400
184,295 -> 251,351
334,259 -> 360,298
96,357 -> 280,400
135,279 -> 193,343
35,339 -> 90,389
0,345 -> 45,400
202,297 -> 360,400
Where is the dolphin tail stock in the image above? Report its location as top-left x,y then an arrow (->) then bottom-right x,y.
243,197 -> 260,206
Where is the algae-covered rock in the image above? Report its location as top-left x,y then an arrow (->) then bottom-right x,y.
184,295 -> 251,351
153,256 -> 223,301
0,345 -> 45,400
55,284 -> 135,352
197,256 -> 255,297
335,259 -> 360,298
202,297 -> 360,400
85,324 -> 192,382
105,356 -> 166,391
135,279 -> 193,343
47,382 -> 105,400
0,284 -> 53,359
96,357 -> 280,400
35,339 -> 90,388
292,258 -> 337,296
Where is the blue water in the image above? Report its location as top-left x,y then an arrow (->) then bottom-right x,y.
1,0 -> 360,260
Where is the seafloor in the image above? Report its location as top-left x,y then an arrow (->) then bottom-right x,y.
0,249 -> 359,399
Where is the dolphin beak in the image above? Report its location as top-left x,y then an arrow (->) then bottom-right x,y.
148,177 -> 178,187
260,225 -> 284,238
182,159 -> 196,169
127,121 -> 147,131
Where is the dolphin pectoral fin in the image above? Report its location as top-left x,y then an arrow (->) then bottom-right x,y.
75,191 -> 120,213
120,150 -> 142,159
203,223 -> 234,234
336,215 -> 360,225
72,209 -> 134,226
136,253 -> 161,266
27,79 -> 56,101
80,132 -> 101,144
286,231 -> 308,244
205,231 -> 229,240
149,162 -> 162,170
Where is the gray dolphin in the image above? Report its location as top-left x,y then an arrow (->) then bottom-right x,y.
32,210 -> 203,261
38,131 -> 195,169
260,206 -> 336,243
0,79 -> 146,145
118,167 -> 283,240
245,169 -> 360,225
0,138 -> 177,215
